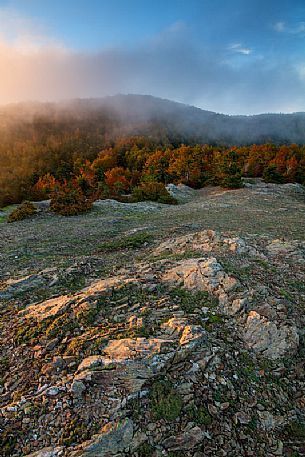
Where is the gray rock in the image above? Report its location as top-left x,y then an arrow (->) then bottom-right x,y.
75,418 -> 134,456
25,447 -> 63,457
243,311 -> 299,359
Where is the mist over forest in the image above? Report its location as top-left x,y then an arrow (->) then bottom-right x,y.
0,94 -> 304,208
1,94 -> 305,145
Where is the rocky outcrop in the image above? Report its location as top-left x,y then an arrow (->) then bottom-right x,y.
243,311 -> 299,359
72,419 -> 134,457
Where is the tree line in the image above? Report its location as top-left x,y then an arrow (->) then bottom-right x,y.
1,135 -> 304,209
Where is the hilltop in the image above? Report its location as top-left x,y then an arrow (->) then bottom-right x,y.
0,179 -> 304,457
1,94 -> 305,145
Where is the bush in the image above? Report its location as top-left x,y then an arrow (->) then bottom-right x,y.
50,187 -> 92,216
7,201 -> 36,223
132,182 -> 177,204
263,165 -> 284,183
221,173 -> 243,189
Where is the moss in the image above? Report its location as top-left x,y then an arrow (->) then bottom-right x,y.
98,232 -> 153,251
150,380 -> 182,421
15,318 -> 51,344
135,443 -> 154,457
45,313 -> 78,339
59,417 -> 98,446
76,306 -> 99,327
168,287 -> 216,313
186,404 -> 212,426
0,428 -> 18,457
7,201 -> 36,223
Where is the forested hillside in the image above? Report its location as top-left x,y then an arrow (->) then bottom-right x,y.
1,95 -> 305,207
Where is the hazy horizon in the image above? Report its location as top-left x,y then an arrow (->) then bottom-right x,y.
1,93 -> 305,117
0,0 -> 304,115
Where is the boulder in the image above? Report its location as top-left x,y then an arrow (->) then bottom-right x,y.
72,418 -> 134,456
243,311 -> 299,359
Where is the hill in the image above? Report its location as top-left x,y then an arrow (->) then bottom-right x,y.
1,94 -> 305,145
0,180 -> 304,456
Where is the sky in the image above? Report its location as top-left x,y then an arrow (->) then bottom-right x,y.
0,0 -> 304,114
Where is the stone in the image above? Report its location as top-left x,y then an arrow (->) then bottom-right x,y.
71,379 -> 86,397
25,447 -> 64,457
74,418 -> 134,456
162,426 -> 204,450
162,257 -> 238,296
77,356 -> 106,372
243,311 -> 299,359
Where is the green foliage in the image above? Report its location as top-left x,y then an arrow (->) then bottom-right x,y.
59,417 -> 97,446
263,164 -> 285,183
132,182 -> 177,204
186,404 -> 212,426
45,313 -> 78,339
135,443 -> 154,457
0,428 -> 19,457
15,318 -> 51,345
99,232 -> 153,251
221,173 -> 243,189
168,287 -> 217,313
7,201 -> 36,223
150,380 -> 182,421
50,187 -> 92,216
284,420 -> 305,439
76,306 -> 99,327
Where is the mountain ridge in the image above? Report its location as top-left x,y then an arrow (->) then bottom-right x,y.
1,94 -> 305,145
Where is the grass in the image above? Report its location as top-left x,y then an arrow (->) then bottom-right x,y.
168,287 -> 217,313
150,379 -> 182,421
186,404 -> 212,426
98,232 -> 153,251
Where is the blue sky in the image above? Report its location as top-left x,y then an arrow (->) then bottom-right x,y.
0,0 -> 304,113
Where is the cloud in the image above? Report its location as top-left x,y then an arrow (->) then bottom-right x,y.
273,20 -> 305,35
229,43 -> 252,55
0,9 -> 304,114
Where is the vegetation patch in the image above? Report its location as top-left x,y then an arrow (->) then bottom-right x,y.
7,201 -> 36,223
98,232 -> 153,251
59,417 -> 99,446
50,186 -> 93,216
150,379 -> 182,421
186,404 -> 212,426
168,287 -> 217,313
132,182 -> 177,205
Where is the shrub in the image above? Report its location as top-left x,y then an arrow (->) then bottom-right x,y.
263,165 -> 284,183
132,182 -> 177,204
221,173 -> 243,189
50,187 -> 92,216
7,201 -> 36,223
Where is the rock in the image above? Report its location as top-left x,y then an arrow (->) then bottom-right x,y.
179,325 -> 206,346
130,430 -> 148,451
234,412 -> 251,425
71,379 -> 86,397
21,295 -> 70,321
162,426 -> 204,450
102,337 -> 174,361
77,356 -> 106,372
166,183 -> 197,202
25,447 -> 64,457
162,257 -> 238,296
74,418 -> 134,456
154,230 -> 258,257
243,311 -> 299,359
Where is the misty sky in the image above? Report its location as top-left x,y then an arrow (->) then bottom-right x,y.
0,0 -> 304,114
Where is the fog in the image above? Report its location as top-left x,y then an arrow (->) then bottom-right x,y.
0,23 -> 305,115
